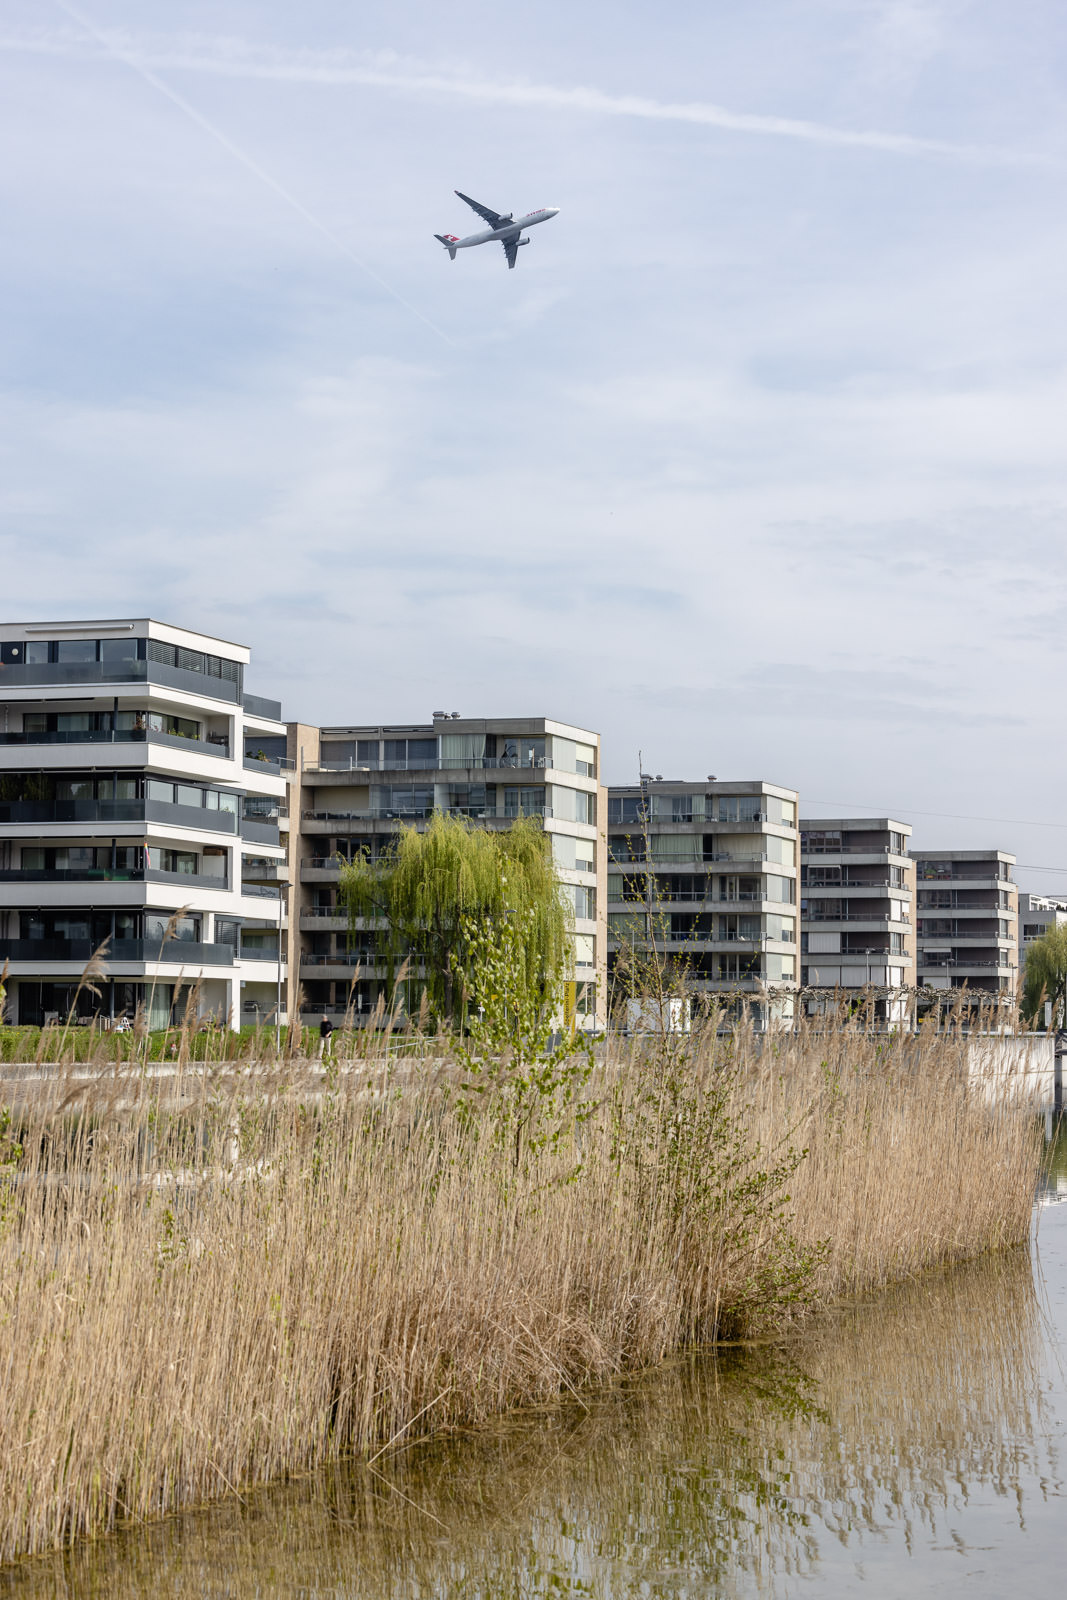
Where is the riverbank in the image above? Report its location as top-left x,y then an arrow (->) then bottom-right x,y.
0,1019 -> 1043,1564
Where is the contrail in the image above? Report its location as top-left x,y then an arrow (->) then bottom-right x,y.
49,3 -> 454,346
7,24 -> 1040,165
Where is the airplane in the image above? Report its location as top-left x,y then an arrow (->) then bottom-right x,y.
434,191 -> 560,270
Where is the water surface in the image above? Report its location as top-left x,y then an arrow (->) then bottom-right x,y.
6,1187 -> 1066,1597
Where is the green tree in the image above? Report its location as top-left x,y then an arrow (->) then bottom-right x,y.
338,811 -> 569,1028
1023,924 -> 1067,1028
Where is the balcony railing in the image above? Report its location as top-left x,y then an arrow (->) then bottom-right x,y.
0,938 -> 234,965
918,957 -> 1016,970
802,878 -> 902,891
802,844 -> 911,857
0,799 -> 240,834
302,806 -> 552,823
238,946 -> 281,962
242,692 -> 283,720
0,659 -> 240,703
804,912 -> 911,923
240,819 -> 281,846
0,729 -> 231,759
0,866 -> 229,890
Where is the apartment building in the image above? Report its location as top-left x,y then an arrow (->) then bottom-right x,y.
799,818 -> 915,1023
913,849 -> 1019,1010
0,618 -> 289,1028
287,715 -> 606,1030
606,779 -> 800,1028
1018,893 -> 1067,960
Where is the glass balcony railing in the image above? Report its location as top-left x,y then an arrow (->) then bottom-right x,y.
0,729 -> 231,758
0,867 -> 230,890
0,659 -> 240,702
0,799 -> 240,833
302,805 -> 552,823
0,938 -> 234,965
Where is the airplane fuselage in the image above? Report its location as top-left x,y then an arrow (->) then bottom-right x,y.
451,207 -> 558,250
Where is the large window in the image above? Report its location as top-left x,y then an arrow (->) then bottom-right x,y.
608,796 -> 647,827
566,885 -> 596,920
719,796 -> 765,823
502,786 -> 544,817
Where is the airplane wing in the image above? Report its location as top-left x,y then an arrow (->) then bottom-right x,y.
502,236 -> 520,270
455,190 -> 503,228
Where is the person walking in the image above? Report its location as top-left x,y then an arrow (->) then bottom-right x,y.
318,1013 -> 335,1059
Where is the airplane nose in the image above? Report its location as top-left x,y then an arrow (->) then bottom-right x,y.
549,207 -> 560,216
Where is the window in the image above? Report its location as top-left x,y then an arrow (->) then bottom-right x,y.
567,885 -> 596,920
440,733 -> 486,767
54,640 -> 97,663
502,786 -> 544,817
160,849 -> 198,875
764,875 -> 795,904
804,865 -> 842,886
889,832 -> 906,855
572,933 -> 595,968
145,912 -> 200,943
719,796 -> 764,823
25,641 -> 49,664
99,638 -> 140,665
608,796 -> 647,826
801,829 -> 841,852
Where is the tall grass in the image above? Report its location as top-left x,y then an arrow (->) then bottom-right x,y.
0,1013 -> 1042,1564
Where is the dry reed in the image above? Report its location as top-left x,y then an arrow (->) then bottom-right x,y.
0,1014 -> 1043,1565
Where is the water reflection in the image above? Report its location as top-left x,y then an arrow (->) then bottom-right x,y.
5,1224 -> 1058,1600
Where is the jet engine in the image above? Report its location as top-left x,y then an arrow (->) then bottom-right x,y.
517,236 -> 531,246
496,213 -> 514,225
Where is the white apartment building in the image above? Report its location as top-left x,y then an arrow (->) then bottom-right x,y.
607,778 -> 800,1028
288,715 -> 606,1030
1018,893 -> 1067,958
0,618 -> 288,1029
800,817 -> 916,1024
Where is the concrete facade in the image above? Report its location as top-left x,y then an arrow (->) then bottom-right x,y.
606,778 -> 800,1028
800,817 -> 916,1023
288,715 -> 606,1030
913,848 -> 1019,1011
0,618 -> 288,1029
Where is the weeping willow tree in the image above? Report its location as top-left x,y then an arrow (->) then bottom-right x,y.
1023,924 -> 1067,1029
338,812 -> 570,1028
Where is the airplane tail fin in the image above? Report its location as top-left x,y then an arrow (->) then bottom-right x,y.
434,233 -> 459,261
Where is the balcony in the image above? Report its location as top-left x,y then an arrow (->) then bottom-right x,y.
0,659 -> 241,702
0,938 -> 234,965
240,819 -> 281,847
241,859 -> 288,884
301,806 -> 552,824
0,798 -> 240,834
242,692 -> 283,720
0,728 -> 231,759
0,866 -> 230,891
238,946 -> 281,963
804,911 -> 910,924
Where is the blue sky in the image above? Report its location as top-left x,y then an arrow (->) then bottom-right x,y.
2,1 -> 1067,883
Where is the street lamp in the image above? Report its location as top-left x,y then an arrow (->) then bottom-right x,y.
275,877 -> 291,1055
